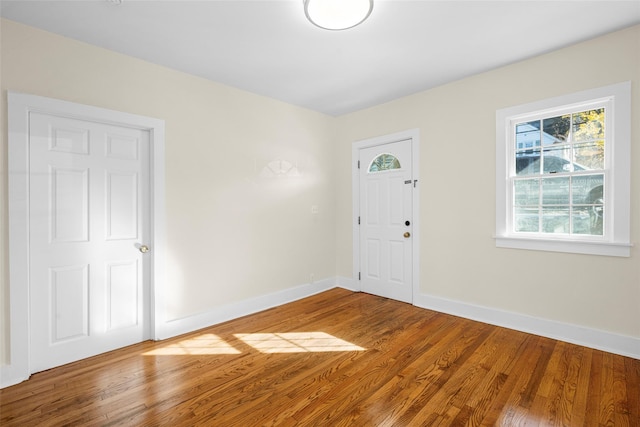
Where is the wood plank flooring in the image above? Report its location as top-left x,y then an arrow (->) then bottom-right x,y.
1,288 -> 638,426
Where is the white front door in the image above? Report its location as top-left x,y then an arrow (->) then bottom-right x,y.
359,139 -> 413,303
29,112 -> 151,372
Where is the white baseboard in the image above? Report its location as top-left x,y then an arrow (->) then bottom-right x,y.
414,292 -> 640,360
336,276 -> 360,292
1,278 -> 338,388
4,276 -> 637,389
155,277 -> 337,340
0,365 -> 30,389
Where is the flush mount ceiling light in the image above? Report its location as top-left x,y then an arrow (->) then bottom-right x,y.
304,0 -> 374,31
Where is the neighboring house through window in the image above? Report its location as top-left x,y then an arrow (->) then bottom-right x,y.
495,82 -> 631,257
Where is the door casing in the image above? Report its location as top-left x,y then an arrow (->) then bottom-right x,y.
352,129 -> 420,301
4,92 -> 166,387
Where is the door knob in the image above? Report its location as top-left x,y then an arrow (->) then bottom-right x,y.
403,232 -> 410,238
139,245 -> 150,253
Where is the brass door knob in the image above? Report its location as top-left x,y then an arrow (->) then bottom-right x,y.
403,232 -> 411,238
139,245 -> 150,253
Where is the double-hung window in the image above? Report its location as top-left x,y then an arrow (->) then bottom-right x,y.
495,82 -> 631,257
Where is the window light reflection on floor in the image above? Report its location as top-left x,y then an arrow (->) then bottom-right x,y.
142,334 -> 241,356
142,332 -> 366,356
235,332 -> 366,353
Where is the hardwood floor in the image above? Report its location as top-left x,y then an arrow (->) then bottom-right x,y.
1,288 -> 638,426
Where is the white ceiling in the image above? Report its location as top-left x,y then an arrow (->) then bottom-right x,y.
2,0 -> 639,116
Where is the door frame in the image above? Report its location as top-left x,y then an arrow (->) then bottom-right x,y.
3,92 -> 166,387
352,129 -> 420,302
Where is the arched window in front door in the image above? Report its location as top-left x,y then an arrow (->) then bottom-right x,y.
368,153 -> 401,173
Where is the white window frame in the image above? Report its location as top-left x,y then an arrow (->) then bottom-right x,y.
495,82 -> 631,257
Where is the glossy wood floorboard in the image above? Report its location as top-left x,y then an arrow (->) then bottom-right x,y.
1,288 -> 638,426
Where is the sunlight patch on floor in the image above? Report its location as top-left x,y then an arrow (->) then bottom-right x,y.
142,332 -> 365,355
234,332 -> 366,353
142,333 -> 241,355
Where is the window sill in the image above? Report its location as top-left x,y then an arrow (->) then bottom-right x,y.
495,236 -> 632,257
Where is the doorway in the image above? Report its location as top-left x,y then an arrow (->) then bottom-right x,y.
352,130 -> 420,303
5,93 -> 166,385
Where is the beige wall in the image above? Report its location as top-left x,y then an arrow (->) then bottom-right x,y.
335,24 -> 640,338
0,19 -> 336,361
1,19 -> 639,366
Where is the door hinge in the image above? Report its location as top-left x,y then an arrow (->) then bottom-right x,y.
358,216 -> 360,225
358,272 -> 361,280
414,179 -> 418,188
357,160 -> 360,169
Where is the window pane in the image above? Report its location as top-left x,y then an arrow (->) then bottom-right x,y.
572,174 -> 603,205
542,177 -> 569,205
543,115 -> 570,144
515,207 -> 539,232
577,177 -> 604,236
572,206 -> 595,235
573,108 -> 604,142
573,206 -> 604,236
515,120 -> 541,150
369,154 -> 400,173
574,141 -> 604,170
514,179 -> 539,205
515,151 -> 541,176
542,146 -> 572,173
590,205 -> 604,236
542,206 -> 570,233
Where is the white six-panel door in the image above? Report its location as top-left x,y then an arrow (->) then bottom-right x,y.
359,139 -> 413,303
29,112 -> 151,372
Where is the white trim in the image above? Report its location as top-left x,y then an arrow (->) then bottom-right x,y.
4,269 -> 636,387
336,276 -> 360,292
148,126 -> 167,340
2,92 -> 166,388
415,292 -> 640,360
495,235 -> 632,257
157,278 -> 337,340
495,82 -> 631,257
351,129 -> 420,302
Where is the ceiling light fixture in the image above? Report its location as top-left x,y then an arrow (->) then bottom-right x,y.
304,0 -> 374,31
